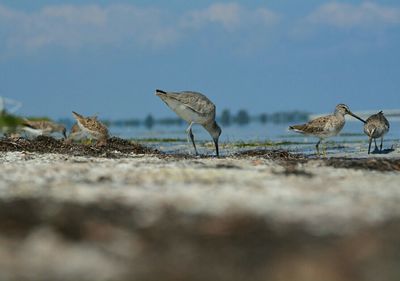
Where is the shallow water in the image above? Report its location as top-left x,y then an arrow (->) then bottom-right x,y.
110,120 -> 400,156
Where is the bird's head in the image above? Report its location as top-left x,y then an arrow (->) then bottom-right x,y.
335,104 -> 365,123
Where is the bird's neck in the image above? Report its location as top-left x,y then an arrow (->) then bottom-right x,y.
204,120 -> 219,134
334,110 -> 345,119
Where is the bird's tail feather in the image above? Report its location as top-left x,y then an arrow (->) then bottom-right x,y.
156,89 -> 167,95
289,124 -> 306,132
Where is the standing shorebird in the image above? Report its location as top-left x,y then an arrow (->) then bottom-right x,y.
155,89 -> 222,157
71,111 -> 109,146
363,111 -> 390,154
289,104 -> 365,155
22,119 -> 67,139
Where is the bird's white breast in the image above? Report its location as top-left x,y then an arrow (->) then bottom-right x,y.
22,127 -> 44,136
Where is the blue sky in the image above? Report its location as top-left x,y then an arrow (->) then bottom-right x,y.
0,0 -> 399,119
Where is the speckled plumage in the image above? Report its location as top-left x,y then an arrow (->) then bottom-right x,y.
289,114 -> 346,138
67,123 -> 85,142
22,119 -> 66,139
70,123 -> 81,134
289,104 -> 365,155
156,89 -> 221,156
72,112 -> 109,145
364,111 -> 390,154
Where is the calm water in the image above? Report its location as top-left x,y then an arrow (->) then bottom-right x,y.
111,120 -> 400,142
111,119 -> 400,155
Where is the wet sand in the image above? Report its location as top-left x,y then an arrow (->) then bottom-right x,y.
1,137 -> 400,281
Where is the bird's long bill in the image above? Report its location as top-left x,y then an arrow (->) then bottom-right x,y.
348,111 -> 366,123
214,139 -> 219,157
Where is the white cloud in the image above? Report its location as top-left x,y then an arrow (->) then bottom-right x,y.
181,3 -> 280,31
182,3 -> 242,30
0,3 -> 281,56
0,4 -> 179,54
307,2 -> 400,28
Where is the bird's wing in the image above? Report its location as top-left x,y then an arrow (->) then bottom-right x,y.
167,92 -> 216,116
382,115 -> 390,129
81,118 -> 109,135
291,116 -> 332,134
23,120 -> 53,131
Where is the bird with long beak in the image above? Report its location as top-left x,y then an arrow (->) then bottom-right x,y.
22,119 -> 67,139
363,111 -> 390,154
289,104 -> 365,155
71,111 -> 109,146
155,89 -> 222,157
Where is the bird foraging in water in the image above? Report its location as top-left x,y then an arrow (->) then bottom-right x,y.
289,104 -> 365,155
22,119 -> 67,139
155,89 -> 222,157
71,111 -> 109,146
363,111 -> 390,154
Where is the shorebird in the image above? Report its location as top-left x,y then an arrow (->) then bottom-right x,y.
71,111 -> 109,146
289,104 -> 365,155
155,89 -> 222,157
67,123 -> 86,142
22,119 -> 67,139
363,111 -> 390,154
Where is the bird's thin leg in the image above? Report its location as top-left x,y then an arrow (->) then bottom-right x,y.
186,122 -> 193,142
380,137 -> 383,151
315,139 -> 321,156
374,139 -> 378,151
186,122 -> 198,156
368,138 -> 372,154
189,128 -> 198,156
323,142 -> 328,157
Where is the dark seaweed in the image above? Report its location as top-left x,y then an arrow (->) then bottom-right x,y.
0,136 -> 159,158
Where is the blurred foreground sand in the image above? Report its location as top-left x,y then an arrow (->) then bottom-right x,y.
1,151 -> 400,281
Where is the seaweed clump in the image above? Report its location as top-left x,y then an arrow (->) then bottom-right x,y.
236,149 -> 306,161
0,136 -> 160,158
324,158 -> 400,172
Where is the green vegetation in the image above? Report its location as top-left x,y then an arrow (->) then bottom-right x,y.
0,113 -> 24,133
235,110 -> 251,126
0,112 -> 55,134
132,138 -> 186,143
221,140 -> 308,148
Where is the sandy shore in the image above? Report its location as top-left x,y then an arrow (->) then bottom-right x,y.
1,151 -> 400,233
1,135 -> 400,281
1,146 -> 400,281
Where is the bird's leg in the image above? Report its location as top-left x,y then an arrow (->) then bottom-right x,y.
315,139 -> 321,156
380,137 -> 383,152
368,137 -> 372,154
186,122 -> 198,156
322,141 -> 328,157
323,145 -> 327,157
373,139 -> 379,153
186,122 -> 193,143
